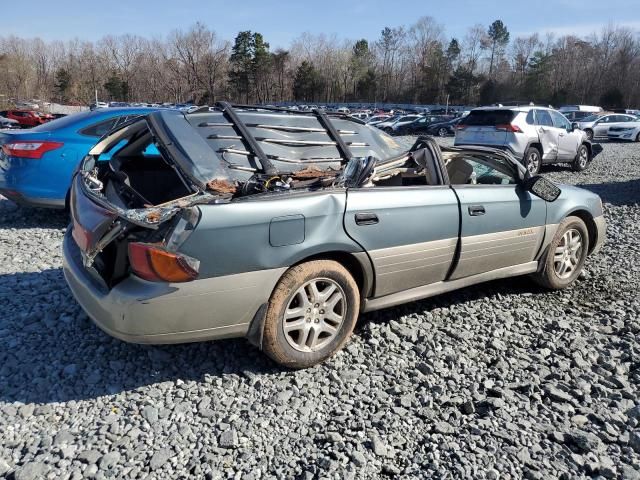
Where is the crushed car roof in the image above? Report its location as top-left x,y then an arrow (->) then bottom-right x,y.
144,103 -> 408,188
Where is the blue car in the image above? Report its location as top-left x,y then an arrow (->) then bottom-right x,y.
0,107 -> 158,208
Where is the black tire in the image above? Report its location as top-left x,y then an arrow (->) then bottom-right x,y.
383,127 -> 393,134
636,132 -> 640,143
262,260 -> 360,368
523,146 -> 542,175
584,129 -> 594,141
572,144 -> 590,172
438,127 -> 448,137
531,216 -> 589,290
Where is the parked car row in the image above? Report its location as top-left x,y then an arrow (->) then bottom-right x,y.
0,110 -> 53,128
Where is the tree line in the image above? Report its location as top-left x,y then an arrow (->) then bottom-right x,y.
0,18 -> 638,108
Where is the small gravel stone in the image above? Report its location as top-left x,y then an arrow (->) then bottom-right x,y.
14,462 -> 49,480
150,449 -> 173,469
219,429 -> 238,449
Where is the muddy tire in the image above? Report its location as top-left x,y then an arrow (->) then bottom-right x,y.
523,146 -> 541,175
262,260 -> 359,368
532,216 -> 589,290
572,144 -> 590,172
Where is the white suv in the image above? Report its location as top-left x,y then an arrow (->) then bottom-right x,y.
455,106 -> 592,174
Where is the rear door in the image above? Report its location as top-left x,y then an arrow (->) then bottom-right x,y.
448,153 -> 547,279
551,110 -> 580,160
344,186 -> 459,298
455,110 -> 514,147
533,109 -> 559,161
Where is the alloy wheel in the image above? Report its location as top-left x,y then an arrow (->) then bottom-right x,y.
282,278 -> 346,353
438,127 -> 448,137
527,151 -> 540,175
577,147 -> 588,169
553,228 -> 583,279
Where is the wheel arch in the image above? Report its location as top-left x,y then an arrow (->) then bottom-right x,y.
566,209 -> 598,254
289,250 -> 373,300
527,141 -> 543,156
246,250 -> 374,349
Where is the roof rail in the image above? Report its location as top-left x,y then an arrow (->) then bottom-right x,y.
215,101 -> 277,176
490,101 -> 554,108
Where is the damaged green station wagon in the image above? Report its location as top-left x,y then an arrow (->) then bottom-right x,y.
63,103 -> 606,368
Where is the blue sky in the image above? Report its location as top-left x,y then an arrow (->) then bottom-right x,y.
8,0 -> 640,47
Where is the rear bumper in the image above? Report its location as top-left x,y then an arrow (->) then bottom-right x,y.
0,188 -> 65,208
62,230 -> 286,344
0,156 -> 66,208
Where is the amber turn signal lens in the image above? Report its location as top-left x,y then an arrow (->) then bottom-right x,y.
128,242 -> 199,282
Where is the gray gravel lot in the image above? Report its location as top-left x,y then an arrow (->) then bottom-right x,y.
0,138 -> 639,479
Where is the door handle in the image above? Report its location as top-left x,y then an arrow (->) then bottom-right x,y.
468,205 -> 485,216
559,132 -> 565,137
354,212 -> 379,225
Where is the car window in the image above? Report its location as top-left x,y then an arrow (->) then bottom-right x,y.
535,110 -> 554,127
460,110 -> 516,126
447,154 -> 518,185
581,114 -> 600,122
550,111 -> 571,130
79,117 -> 121,137
599,116 -> 612,123
526,111 -> 536,125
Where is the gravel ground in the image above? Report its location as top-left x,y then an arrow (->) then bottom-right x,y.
0,138 -> 639,480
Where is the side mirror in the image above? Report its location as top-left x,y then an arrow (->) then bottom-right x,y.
571,122 -> 578,131
568,123 -> 575,132
524,175 -> 561,202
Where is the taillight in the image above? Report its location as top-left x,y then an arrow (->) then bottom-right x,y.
455,124 -> 466,130
495,124 -> 522,133
128,243 -> 199,283
1,141 -> 64,159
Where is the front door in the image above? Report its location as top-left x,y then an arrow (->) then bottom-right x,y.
534,109 -> 559,162
447,154 -> 547,280
344,186 -> 459,297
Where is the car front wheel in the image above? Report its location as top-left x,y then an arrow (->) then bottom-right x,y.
572,144 -> 590,172
438,127 -> 448,137
262,260 -> 360,368
532,216 -> 589,290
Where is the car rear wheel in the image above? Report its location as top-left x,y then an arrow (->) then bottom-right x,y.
438,127 -> 448,137
532,216 -> 589,290
262,260 -> 359,368
523,146 -> 541,175
572,144 -> 590,172
636,132 -> 640,142
585,129 -> 594,140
